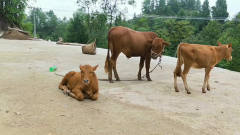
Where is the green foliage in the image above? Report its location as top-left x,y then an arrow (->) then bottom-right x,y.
66,10 -> 88,43
167,0 -> 179,15
212,0 -> 229,19
22,22 -> 33,33
199,21 -> 223,45
143,0 -> 151,14
201,0 -> 210,17
26,8 -> 68,41
55,18 -> 68,41
163,20 -> 195,56
88,13 -> 108,48
155,0 -> 166,15
0,0 -> 28,27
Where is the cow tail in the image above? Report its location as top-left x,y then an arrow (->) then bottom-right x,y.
174,44 -> 183,77
104,36 -> 111,73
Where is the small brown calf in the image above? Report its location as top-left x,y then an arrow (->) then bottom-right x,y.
174,42 -> 233,94
59,65 -> 99,101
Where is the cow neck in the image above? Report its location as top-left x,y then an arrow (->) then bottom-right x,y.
215,46 -> 227,63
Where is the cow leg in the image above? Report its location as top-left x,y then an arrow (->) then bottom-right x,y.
90,93 -> 99,101
138,57 -> 145,80
85,89 -> 98,100
207,79 -> 210,91
202,68 -> 211,93
174,73 -> 179,92
174,63 -> 183,92
71,88 -> 84,101
108,57 -> 113,83
59,71 -> 75,95
112,53 -> 120,81
145,57 -> 152,81
181,65 -> 191,94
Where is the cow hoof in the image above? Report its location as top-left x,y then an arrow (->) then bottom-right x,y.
187,91 -> 191,94
63,90 -> 70,95
109,80 -> 114,83
175,90 -> 179,92
207,88 -> 210,91
138,77 -> 142,81
116,78 -> 120,81
147,78 -> 152,81
202,91 -> 206,93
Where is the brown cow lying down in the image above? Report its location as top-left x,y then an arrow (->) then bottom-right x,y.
105,26 -> 169,83
174,42 -> 233,94
59,65 -> 99,101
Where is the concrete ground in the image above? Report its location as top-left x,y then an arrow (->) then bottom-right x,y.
0,39 -> 240,135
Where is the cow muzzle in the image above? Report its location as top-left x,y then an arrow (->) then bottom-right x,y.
83,79 -> 89,84
151,50 -> 161,59
227,56 -> 232,61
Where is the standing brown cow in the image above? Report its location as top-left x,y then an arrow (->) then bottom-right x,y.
104,26 -> 169,83
174,42 -> 233,94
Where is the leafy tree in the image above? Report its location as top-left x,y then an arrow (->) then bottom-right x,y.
212,0 -> 229,20
0,0 -> 28,27
143,0 -> 151,14
55,17 -> 69,41
155,0 -> 166,15
100,0 -> 135,27
44,10 -> 58,40
195,0 -> 201,11
167,0 -> 179,15
132,17 -> 150,31
150,0 -> 155,13
194,0 -> 210,31
163,19 -> 195,56
199,21 -> 223,45
22,17 -> 33,33
186,0 -> 196,10
66,10 -> 88,43
201,0 -> 210,17
88,13 -> 108,48
29,8 -> 47,38
77,0 -> 97,15
185,21 -> 223,45
77,0 -> 97,26
28,8 -> 60,41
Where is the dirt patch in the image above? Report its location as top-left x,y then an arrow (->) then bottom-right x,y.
2,29 -> 31,40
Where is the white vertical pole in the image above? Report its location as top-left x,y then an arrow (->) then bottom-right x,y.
33,7 -> 37,38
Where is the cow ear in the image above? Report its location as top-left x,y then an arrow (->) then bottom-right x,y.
217,42 -> 222,46
93,65 -> 98,71
163,41 -> 170,46
79,65 -> 83,71
228,43 -> 232,48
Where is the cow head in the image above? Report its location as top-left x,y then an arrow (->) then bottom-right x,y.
80,65 -> 98,85
218,42 -> 233,61
151,38 -> 170,59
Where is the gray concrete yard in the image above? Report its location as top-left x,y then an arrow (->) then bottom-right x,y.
0,39 -> 240,135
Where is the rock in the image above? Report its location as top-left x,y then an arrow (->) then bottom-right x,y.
14,112 -> 22,115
